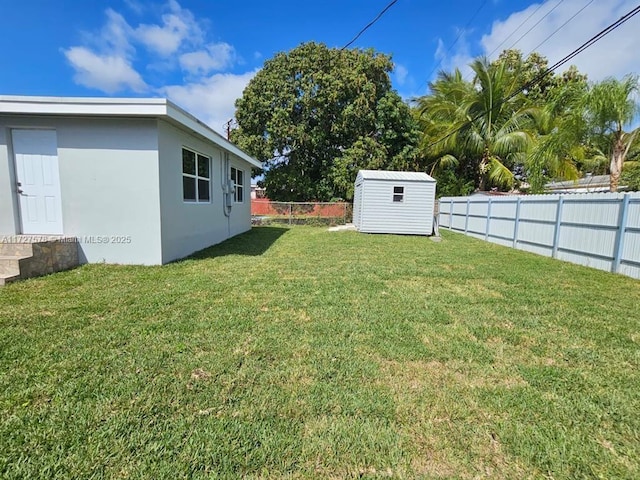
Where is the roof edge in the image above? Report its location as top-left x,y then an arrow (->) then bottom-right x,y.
0,95 -> 262,169
165,100 -> 261,168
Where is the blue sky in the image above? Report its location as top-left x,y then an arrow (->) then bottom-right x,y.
2,0 -> 639,133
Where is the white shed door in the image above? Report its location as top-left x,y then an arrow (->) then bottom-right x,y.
12,129 -> 63,235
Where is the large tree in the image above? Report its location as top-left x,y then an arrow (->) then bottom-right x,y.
232,42 -> 421,201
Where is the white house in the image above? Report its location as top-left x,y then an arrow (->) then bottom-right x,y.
353,170 -> 436,235
0,96 -> 262,266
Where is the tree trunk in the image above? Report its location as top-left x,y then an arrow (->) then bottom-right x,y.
609,135 -> 625,192
478,171 -> 486,191
478,147 -> 490,191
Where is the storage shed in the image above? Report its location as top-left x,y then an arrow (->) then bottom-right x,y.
353,170 -> 436,235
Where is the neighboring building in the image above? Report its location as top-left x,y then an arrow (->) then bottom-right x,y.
353,170 -> 437,235
0,96 -> 261,265
545,174 -> 622,193
250,184 -> 267,200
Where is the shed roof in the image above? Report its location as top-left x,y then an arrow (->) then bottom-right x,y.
0,95 -> 262,168
357,170 -> 436,182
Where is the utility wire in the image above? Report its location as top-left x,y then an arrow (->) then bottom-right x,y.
229,1 -> 398,137
425,4 -> 640,150
424,0 -> 490,82
341,0 -> 399,50
508,0 -> 566,51
484,2 -> 547,60
526,0 -> 594,56
462,0 -> 565,82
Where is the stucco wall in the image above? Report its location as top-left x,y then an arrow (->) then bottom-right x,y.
0,116 -> 163,264
157,120 -> 252,263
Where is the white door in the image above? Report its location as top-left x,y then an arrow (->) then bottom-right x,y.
12,129 -> 63,235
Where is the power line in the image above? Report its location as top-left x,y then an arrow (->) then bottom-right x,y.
463,0 -> 588,83
526,0 -> 594,56
424,0 -> 490,82
424,4 -> 640,150
461,0 -> 562,82
485,2 -> 547,60
507,0 -> 566,51
229,2 -> 399,138
341,0 -> 399,50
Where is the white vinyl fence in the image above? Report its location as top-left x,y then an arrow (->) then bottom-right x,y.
439,192 -> 640,279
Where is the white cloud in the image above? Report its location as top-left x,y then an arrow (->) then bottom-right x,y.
124,0 -> 145,15
481,0 -> 640,81
63,0 -> 257,125
63,47 -> 147,93
394,64 -> 409,86
65,8 -> 142,93
433,32 -> 474,79
90,9 -> 134,56
134,0 -> 201,56
160,70 -> 259,134
179,43 -> 235,75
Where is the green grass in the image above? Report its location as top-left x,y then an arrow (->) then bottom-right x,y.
1,227 -> 638,479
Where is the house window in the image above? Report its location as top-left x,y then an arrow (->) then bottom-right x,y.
183,148 -> 210,202
393,186 -> 404,202
231,167 -> 244,203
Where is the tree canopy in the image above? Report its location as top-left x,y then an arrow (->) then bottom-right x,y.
232,42 -> 421,201
415,49 -> 640,194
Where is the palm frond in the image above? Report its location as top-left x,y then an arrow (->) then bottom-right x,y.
488,156 -> 514,187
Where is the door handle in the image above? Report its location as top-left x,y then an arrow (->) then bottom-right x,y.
17,188 -> 24,195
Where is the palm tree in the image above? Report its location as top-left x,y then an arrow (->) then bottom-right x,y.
414,69 -> 474,176
417,58 -> 537,191
586,75 -> 639,192
526,79 -> 586,192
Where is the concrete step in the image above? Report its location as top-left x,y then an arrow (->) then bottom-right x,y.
0,239 -> 78,286
0,243 -> 34,256
0,272 -> 21,286
0,255 -> 31,277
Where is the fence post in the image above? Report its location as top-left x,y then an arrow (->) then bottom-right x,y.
464,198 -> 470,234
289,202 -> 292,225
612,194 -> 631,274
552,196 -> 564,259
449,199 -> 453,230
485,198 -> 492,241
513,197 -> 521,249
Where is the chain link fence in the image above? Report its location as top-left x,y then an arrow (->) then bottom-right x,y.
251,201 -> 353,226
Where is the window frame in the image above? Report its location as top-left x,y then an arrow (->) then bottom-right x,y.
182,147 -> 211,204
392,185 -> 404,203
231,166 -> 244,203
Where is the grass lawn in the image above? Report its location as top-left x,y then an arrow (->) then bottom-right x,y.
1,227 -> 638,479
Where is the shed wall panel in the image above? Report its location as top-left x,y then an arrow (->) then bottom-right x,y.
359,178 -> 435,235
